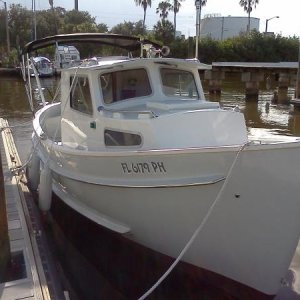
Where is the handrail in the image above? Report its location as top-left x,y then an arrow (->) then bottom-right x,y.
97,106 -> 158,118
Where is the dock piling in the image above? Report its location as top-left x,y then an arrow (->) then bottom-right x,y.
241,72 -> 264,101
277,73 -> 290,104
0,145 -> 11,283
204,70 -> 225,99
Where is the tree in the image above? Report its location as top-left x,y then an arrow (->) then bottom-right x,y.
171,0 -> 184,37
110,20 -> 144,36
156,1 -> 172,21
0,9 -> 6,51
61,10 -> 97,33
195,0 -> 207,58
153,19 -> 174,44
8,4 -> 32,49
134,0 -> 152,34
48,0 -> 58,34
96,23 -> 109,33
239,0 -> 259,32
196,0 -> 207,36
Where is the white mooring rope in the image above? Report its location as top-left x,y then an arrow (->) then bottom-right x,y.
138,142 -> 248,300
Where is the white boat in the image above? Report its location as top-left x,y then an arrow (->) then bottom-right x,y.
29,56 -> 54,77
54,44 -> 81,71
21,33 -> 300,298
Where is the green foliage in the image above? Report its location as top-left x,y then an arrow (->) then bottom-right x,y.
198,37 -> 224,63
60,10 -> 97,34
8,4 -> 32,48
239,0 -> 259,14
196,31 -> 299,64
153,20 -> 175,44
134,0 -> 152,33
156,1 -> 172,21
111,20 -> 144,36
0,47 -> 18,67
169,36 -> 189,58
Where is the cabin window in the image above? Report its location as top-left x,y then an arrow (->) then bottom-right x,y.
99,69 -> 151,104
104,129 -> 142,147
70,76 -> 93,115
160,68 -> 199,99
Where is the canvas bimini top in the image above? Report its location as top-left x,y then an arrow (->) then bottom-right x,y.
22,33 -> 162,54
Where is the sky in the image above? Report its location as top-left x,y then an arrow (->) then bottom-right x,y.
4,0 -> 300,38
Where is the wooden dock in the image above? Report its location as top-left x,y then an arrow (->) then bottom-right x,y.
0,119 -> 65,300
204,61 -> 299,103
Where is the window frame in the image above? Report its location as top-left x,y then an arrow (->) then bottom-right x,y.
70,75 -> 94,115
160,67 -> 199,99
104,128 -> 143,148
99,68 -> 152,105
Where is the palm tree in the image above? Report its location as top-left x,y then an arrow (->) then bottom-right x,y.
239,0 -> 259,32
156,1 -> 172,22
171,0 -> 184,37
196,0 -> 207,35
134,0 -> 152,34
195,0 -> 207,58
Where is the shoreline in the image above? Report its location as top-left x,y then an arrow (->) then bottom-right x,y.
0,67 -> 19,77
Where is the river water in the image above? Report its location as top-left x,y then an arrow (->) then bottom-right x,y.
1,73 -> 300,159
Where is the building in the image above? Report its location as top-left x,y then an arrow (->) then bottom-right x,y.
200,14 -> 260,40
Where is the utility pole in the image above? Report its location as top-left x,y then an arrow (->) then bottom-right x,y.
75,0 -> 78,11
0,0 -> 10,53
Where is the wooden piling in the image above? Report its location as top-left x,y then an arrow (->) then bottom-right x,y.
0,145 -> 11,282
277,73 -> 290,104
290,74 -> 300,99
204,70 -> 225,97
296,81 -> 300,99
241,72 -> 264,102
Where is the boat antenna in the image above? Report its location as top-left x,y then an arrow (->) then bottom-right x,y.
195,0 -> 201,59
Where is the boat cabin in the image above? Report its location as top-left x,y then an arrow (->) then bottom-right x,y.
52,57 -> 247,151
55,45 -> 80,69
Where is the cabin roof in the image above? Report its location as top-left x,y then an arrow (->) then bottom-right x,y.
64,57 -> 206,74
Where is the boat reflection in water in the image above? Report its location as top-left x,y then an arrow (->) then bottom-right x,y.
2,33 -> 300,298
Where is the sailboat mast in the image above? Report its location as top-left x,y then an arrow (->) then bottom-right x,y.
32,0 -> 37,40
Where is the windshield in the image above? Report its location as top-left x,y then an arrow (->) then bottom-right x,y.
100,68 -> 152,104
160,68 -> 199,99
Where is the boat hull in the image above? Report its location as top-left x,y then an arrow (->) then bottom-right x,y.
50,191 -> 274,299
34,137 -> 300,296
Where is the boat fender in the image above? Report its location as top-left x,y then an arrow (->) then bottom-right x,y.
38,166 -> 52,211
26,152 -> 40,191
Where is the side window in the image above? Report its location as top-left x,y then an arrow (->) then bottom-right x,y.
100,69 -> 151,104
104,129 -> 142,147
70,76 -> 93,115
160,68 -> 199,99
